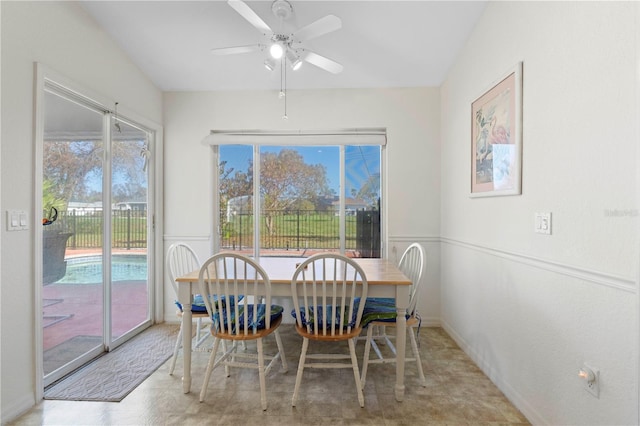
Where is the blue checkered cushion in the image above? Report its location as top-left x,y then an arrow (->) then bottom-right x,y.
212,304 -> 283,334
175,294 -> 242,314
360,297 -> 411,328
291,303 -> 359,329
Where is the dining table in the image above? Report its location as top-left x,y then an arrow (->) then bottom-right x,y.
175,255 -> 412,402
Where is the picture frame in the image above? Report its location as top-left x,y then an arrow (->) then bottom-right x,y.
471,62 -> 523,197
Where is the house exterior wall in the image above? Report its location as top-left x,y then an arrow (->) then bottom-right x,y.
440,2 -> 639,424
1,2 -> 162,421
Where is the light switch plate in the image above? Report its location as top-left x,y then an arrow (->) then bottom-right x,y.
7,210 -> 28,231
534,212 -> 552,235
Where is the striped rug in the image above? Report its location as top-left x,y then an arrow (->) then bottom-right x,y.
45,324 -> 179,402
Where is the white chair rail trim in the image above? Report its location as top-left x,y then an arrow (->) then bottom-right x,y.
440,236 -> 635,292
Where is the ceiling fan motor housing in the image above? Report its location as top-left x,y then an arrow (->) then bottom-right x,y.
272,0 -> 293,21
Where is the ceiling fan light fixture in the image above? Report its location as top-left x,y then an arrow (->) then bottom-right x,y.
264,58 -> 276,71
286,50 -> 302,71
269,43 -> 284,59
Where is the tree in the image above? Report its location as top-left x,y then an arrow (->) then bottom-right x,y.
219,160 -> 253,207
356,172 -> 381,208
219,149 -> 333,237
43,138 -> 146,206
259,149 -> 333,236
43,140 -> 103,206
42,179 -> 66,213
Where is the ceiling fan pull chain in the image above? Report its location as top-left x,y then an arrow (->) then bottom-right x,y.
279,56 -> 284,97
282,56 -> 288,120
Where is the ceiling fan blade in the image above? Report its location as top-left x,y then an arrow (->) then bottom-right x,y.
227,0 -> 272,34
211,44 -> 263,55
294,15 -> 342,41
303,51 -> 343,74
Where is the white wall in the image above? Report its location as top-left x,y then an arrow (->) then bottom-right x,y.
440,2 -> 639,424
0,2 -> 162,422
162,88 -> 442,325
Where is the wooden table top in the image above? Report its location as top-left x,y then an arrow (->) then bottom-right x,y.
176,256 -> 411,287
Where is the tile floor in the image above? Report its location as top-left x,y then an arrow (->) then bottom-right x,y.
11,325 -> 530,425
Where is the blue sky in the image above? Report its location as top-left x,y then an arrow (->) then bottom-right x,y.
220,145 -> 380,195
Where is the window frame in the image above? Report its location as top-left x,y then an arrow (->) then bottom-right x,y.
210,140 -> 386,258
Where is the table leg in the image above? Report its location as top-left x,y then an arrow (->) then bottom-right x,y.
178,283 -> 193,393
394,286 -> 409,402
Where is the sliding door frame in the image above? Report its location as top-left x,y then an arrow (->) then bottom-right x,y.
34,63 -> 164,398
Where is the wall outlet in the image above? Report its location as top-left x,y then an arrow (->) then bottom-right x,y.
579,364 -> 599,398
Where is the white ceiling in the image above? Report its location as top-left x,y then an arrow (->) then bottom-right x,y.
80,1 -> 487,92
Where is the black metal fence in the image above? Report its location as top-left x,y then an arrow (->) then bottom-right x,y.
49,208 -> 380,255
47,209 -> 148,249
220,209 -> 379,255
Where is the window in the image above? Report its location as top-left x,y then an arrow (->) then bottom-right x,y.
214,142 -> 382,258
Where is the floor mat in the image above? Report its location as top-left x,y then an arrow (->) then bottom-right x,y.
44,324 -> 179,402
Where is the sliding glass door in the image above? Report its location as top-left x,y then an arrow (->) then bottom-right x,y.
109,118 -> 151,344
41,85 -> 153,387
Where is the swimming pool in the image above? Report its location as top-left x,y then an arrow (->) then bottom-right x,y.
57,255 -> 148,284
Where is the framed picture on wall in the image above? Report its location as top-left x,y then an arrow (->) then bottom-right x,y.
471,62 -> 523,197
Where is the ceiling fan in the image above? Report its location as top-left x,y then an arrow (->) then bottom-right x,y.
211,0 -> 343,75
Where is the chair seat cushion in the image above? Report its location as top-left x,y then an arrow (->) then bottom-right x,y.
212,304 -> 283,334
291,305 -> 357,329
175,294 -> 242,314
361,297 -> 409,328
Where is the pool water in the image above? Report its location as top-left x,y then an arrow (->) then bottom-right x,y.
58,255 -> 147,284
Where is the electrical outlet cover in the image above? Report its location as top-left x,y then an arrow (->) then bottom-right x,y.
582,364 -> 600,398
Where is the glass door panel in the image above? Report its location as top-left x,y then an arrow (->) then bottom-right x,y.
219,145 -> 254,255
42,90 -> 105,385
42,86 -> 155,387
110,120 -> 150,343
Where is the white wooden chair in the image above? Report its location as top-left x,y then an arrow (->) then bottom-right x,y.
360,242 -> 427,388
290,253 -> 369,407
166,242 -> 209,375
198,252 -> 287,410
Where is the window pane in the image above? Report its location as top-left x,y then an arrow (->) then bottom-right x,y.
217,144 -> 381,259
345,146 -> 381,258
219,145 -> 254,254
259,146 -> 339,256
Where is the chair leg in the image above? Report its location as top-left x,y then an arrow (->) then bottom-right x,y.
193,318 -> 210,348
409,326 -> 427,387
384,328 -> 397,355
370,337 -> 384,360
222,340 -> 231,377
257,338 -> 267,410
194,318 -> 202,345
274,329 -> 288,372
348,338 -> 365,408
169,326 -> 183,375
200,337 -> 222,402
360,326 -> 374,388
292,337 -> 309,407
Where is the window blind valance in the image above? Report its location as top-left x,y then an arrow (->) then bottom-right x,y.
201,128 -> 387,146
